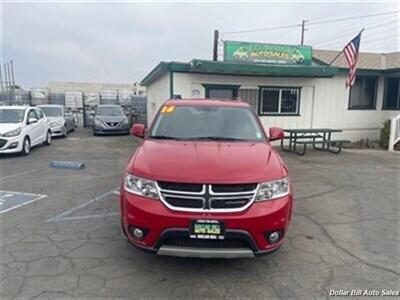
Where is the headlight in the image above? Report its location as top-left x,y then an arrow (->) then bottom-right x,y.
255,177 -> 289,201
2,127 -> 22,137
94,118 -> 103,126
123,117 -> 129,124
124,173 -> 159,200
50,121 -> 63,127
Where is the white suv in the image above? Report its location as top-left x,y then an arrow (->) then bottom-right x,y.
0,106 -> 52,155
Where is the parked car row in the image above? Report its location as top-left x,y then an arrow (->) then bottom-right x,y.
0,105 -> 75,156
0,104 -> 133,156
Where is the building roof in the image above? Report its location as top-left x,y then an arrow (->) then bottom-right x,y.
141,59 -> 339,86
313,49 -> 400,71
48,81 -> 142,93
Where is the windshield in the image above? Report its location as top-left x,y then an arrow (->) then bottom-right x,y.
0,109 -> 25,124
40,107 -> 63,117
96,106 -> 123,116
150,105 -> 265,141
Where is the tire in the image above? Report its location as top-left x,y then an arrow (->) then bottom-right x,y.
44,131 -> 52,145
62,126 -> 68,137
21,137 -> 31,156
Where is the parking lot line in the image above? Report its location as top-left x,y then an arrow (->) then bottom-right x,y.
1,169 -> 41,180
46,187 -> 119,222
51,212 -> 120,222
0,190 -> 48,214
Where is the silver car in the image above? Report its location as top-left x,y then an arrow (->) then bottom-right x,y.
37,105 -> 75,137
92,105 -> 130,135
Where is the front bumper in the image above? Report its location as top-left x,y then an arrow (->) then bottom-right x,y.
120,189 -> 293,258
50,125 -> 65,137
93,125 -> 130,135
0,136 -> 23,154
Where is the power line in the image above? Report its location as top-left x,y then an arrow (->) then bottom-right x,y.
315,21 -> 397,48
307,11 -> 398,26
222,24 -> 300,37
362,34 -> 398,45
308,17 -> 397,44
221,10 -> 398,37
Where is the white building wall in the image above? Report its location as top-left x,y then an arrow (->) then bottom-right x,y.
171,72 -> 398,141
146,73 -> 170,125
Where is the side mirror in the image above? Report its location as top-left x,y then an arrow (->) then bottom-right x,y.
131,124 -> 146,138
269,127 -> 284,141
28,117 -> 38,125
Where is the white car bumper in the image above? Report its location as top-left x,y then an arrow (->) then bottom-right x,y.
0,136 -> 24,154
50,125 -> 65,137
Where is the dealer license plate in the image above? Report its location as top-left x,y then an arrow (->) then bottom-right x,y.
190,220 -> 225,239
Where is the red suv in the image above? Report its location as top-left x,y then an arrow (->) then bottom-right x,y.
120,99 -> 293,258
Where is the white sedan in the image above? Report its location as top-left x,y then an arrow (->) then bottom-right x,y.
0,106 -> 52,155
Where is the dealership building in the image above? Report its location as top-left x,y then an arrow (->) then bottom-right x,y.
141,41 -> 399,141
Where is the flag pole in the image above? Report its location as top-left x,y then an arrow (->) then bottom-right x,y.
325,28 -> 364,67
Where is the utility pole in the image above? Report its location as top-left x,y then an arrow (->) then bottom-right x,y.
213,29 -> 219,61
300,20 -> 308,46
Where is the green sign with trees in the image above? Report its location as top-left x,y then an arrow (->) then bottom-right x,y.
224,41 -> 312,65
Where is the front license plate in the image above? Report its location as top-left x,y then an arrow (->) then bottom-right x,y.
190,220 -> 225,240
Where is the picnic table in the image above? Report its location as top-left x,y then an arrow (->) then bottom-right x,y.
280,128 -> 350,155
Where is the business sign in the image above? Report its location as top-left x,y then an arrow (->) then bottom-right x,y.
224,41 -> 312,65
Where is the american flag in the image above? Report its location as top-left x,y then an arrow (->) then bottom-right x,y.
344,32 -> 362,87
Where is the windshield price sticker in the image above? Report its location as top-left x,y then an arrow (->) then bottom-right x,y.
161,106 -> 175,113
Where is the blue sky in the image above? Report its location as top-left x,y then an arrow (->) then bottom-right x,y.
2,1 -> 398,88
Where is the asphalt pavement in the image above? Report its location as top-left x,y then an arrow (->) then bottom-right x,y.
1,129 -> 399,299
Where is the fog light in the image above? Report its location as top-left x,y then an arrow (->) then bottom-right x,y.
267,230 -> 283,244
8,142 -> 18,149
128,225 -> 148,241
133,228 -> 144,239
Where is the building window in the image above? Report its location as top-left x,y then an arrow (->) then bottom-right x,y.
383,77 -> 400,110
259,87 -> 300,116
348,76 -> 377,109
238,89 -> 258,111
203,84 -> 240,100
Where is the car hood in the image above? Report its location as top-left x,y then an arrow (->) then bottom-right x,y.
0,123 -> 23,135
47,116 -> 64,122
128,140 -> 286,184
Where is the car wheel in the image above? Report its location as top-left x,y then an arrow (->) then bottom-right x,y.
21,137 -> 30,156
44,131 -> 52,145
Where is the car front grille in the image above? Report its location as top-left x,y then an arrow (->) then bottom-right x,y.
164,195 -> 204,209
158,181 -> 203,193
105,121 -> 120,127
157,182 -> 258,212
0,138 -> 7,148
